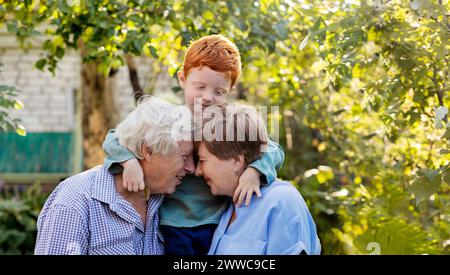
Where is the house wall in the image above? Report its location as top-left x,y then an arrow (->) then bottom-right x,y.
0,29 -> 179,133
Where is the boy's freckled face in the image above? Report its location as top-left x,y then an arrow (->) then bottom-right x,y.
178,66 -> 232,112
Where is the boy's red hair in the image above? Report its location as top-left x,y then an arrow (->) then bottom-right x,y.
183,35 -> 241,89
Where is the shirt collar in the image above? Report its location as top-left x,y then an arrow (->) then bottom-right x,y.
91,165 -> 165,204
91,165 -> 117,205
91,164 -> 165,230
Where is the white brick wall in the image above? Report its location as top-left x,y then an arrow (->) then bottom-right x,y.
0,32 -> 179,132
113,57 -> 180,122
0,47 -> 79,132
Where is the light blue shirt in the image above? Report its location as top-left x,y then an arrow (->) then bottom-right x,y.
208,181 -> 321,255
34,165 -> 164,255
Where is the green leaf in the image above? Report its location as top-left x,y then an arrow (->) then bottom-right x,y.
442,169 -> 450,185
363,133 -> 378,140
149,46 -> 159,59
55,47 -> 65,59
299,34 -> 309,50
35,59 -> 47,70
274,21 -> 288,40
0,85 -> 14,93
442,128 -> 450,140
355,218 -> 439,254
409,170 -> 442,203
6,21 -> 18,33
15,125 -> 27,136
14,100 -> 24,110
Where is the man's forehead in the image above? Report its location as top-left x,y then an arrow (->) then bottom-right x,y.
178,141 -> 194,152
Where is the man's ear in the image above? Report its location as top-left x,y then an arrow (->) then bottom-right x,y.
141,143 -> 153,161
177,70 -> 186,89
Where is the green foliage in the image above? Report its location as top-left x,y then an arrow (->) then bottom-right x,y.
0,63 -> 25,135
0,184 -> 49,255
260,0 -> 449,254
1,0 -> 449,254
0,0 -> 287,75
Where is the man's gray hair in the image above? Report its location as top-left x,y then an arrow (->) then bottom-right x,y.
115,96 -> 192,158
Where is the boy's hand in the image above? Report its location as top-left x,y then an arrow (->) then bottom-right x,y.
122,159 -> 145,192
233,167 -> 262,207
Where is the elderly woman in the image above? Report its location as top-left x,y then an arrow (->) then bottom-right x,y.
34,97 -> 195,255
195,104 -> 321,255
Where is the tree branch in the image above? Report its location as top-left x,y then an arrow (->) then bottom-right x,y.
125,54 -> 144,103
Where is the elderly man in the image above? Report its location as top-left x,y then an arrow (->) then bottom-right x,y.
34,97 -> 195,255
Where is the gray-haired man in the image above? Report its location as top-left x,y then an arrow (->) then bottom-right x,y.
35,98 -> 194,255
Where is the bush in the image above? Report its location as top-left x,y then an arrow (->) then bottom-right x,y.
0,184 -> 48,255
295,166 -> 449,255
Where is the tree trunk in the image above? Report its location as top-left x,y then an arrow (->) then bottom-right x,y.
126,54 -> 144,103
236,83 -> 247,100
79,41 -> 119,169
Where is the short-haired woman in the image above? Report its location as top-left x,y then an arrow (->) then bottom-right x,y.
195,104 -> 321,255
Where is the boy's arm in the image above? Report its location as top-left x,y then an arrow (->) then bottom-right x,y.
248,139 -> 285,185
103,129 -> 137,174
103,129 -> 145,192
234,140 -> 285,206
34,205 -> 89,255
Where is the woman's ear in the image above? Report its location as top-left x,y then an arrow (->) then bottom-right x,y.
141,143 -> 153,161
232,154 -> 245,170
177,70 -> 186,89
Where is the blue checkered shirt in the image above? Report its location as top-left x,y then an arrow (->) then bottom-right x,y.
34,165 -> 165,255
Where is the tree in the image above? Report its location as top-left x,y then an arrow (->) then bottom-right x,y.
1,0 -> 449,254
0,0 -> 287,168
0,63 -> 25,135
238,0 -> 449,254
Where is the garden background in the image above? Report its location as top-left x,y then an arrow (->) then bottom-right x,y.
0,0 -> 449,254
